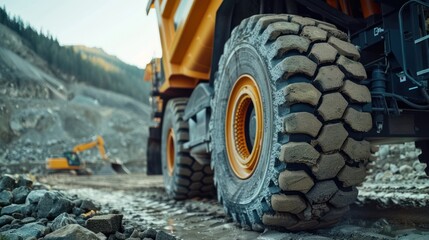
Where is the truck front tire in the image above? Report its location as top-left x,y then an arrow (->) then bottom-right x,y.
210,14 -> 372,231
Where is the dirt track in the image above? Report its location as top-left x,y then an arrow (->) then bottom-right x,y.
39,174 -> 429,240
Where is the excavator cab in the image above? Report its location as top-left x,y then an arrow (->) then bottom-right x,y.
46,151 -> 84,171
63,151 -> 81,167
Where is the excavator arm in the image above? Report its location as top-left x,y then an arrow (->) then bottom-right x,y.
72,135 -> 108,160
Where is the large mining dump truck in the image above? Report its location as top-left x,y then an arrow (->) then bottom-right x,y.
144,0 -> 429,231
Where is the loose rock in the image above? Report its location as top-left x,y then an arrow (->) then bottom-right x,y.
141,228 -> 158,239
0,215 -> 14,227
156,230 -> 176,240
0,190 -> 13,206
85,214 -> 123,234
0,175 -> 16,191
44,224 -> 101,240
80,199 -> 99,212
17,176 -> 33,188
12,186 -> 31,204
3,222 -> 49,239
51,212 -> 78,231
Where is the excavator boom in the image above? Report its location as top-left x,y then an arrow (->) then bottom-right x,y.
72,135 -> 107,160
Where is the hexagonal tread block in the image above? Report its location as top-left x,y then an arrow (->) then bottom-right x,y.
255,15 -> 292,33
284,112 -> 322,137
337,165 -> 367,187
284,83 -> 322,106
318,24 -> 348,41
190,172 -> 204,181
269,35 -> 311,59
306,180 -> 338,204
317,93 -> 348,121
291,16 -> 316,26
343,108 -> 373,132
341,80 -> 371,103
177,167 -> 192,177
342,138 -> 371,162
274,56 -> 317,80
189,182 -> 203,190
301,26 -> 327,42
328,37 -> 360,61
271,194 -> 307,214
309,43 -> 338,64
314,66 -> 345,92
316,123 -> 348,153
262,21 -> 300,43
262,213 -> 298,228
279,142 -> 320,166
279,169 -> 315,193
336,55 -> 367,80
312,153 -> 345,180
329,187 -> 358,208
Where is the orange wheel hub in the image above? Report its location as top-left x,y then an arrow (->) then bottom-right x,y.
225,74 -> 264,179
167,128 -> 175,176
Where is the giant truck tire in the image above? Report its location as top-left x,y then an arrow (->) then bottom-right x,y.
146,139 -> 162,175
161,98 -> 214,199
210,14 -> 372,231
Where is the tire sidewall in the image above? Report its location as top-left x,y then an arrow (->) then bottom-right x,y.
212,42 -> 276,210
161,101 -> 178,195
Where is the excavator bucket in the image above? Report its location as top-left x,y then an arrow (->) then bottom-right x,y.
95,159 -> 130,175
110,162 -> 130,174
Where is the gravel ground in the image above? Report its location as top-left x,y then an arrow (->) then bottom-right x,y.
0,174 -> 179,240
39,173 -> 429,240
1,141 -> 429,239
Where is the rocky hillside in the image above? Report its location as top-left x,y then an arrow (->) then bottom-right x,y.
0,8 -> 151,173
0,6 -> 151,104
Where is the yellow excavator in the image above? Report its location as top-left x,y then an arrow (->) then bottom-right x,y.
46,136 -> 129,174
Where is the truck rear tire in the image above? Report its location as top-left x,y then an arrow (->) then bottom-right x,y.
210,14 -> 372,231
146,138 -> 161,175
161,98 -> 214,199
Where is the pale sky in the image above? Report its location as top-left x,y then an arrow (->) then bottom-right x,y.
0,0 -> 162,68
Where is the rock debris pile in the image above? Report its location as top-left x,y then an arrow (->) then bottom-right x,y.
0,174 -> 177,240
367,143 -> 427,182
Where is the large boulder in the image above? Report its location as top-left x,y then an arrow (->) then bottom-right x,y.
44,224 -> 101,240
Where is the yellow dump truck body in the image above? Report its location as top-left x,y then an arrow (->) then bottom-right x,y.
150,0 -> 222,95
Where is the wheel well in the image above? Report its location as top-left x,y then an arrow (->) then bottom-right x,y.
209,0 -> 365,86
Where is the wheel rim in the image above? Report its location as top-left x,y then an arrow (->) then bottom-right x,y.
226,74 -> 264,179
167,128 -> 175,176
